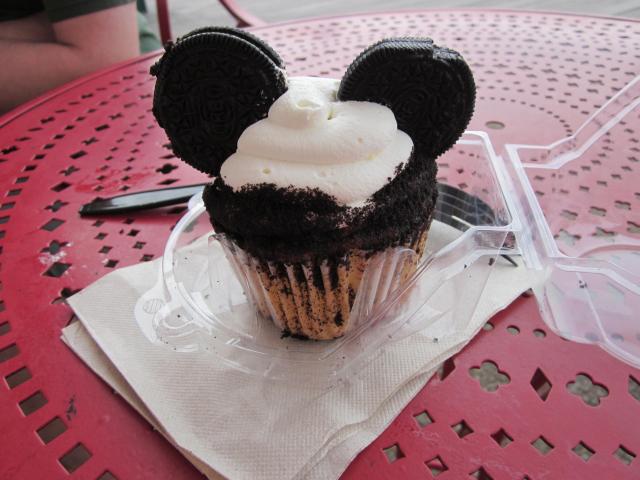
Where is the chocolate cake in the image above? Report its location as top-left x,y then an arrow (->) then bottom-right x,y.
151,30 -> 475,340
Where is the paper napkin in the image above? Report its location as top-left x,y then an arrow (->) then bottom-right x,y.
63,222 -> 541,480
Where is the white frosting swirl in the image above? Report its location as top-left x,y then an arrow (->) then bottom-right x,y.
220,76 -> 412,206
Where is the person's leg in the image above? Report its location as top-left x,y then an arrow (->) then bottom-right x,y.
0,12 -> 54,42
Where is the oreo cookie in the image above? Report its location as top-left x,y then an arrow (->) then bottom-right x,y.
338,38 -> 475,161
151,30 -> 287,176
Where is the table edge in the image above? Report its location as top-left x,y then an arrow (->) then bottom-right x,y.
246,6 -> 640,33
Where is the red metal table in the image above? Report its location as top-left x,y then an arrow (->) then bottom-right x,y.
1,8 -> 639,480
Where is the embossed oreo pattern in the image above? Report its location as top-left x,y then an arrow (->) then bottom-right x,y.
338,38 -> 475,162
151,32 -> 287,175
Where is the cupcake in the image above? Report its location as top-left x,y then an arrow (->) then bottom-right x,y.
151,30 -> 475,340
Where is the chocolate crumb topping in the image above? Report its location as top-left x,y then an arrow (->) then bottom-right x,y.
204,149 -> 438,263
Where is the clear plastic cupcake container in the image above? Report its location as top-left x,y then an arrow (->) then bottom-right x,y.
135,75 -> 640,382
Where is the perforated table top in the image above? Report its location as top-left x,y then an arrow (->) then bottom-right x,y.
1,8 -> 639,480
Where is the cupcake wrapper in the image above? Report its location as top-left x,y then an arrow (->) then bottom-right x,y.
216,225 -> 430,340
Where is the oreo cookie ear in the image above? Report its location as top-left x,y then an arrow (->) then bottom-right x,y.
338,38 -> 475,160
151,29 -> 287,176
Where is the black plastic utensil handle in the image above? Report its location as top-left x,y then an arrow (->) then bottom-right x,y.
79,183 -> 207,216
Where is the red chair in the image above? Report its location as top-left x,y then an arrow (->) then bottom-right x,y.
155,0 -> 266,44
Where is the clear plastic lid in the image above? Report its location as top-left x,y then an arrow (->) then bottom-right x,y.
134,75 -> 640,381
135,131 -> 515,384
504,75 -> 640,367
